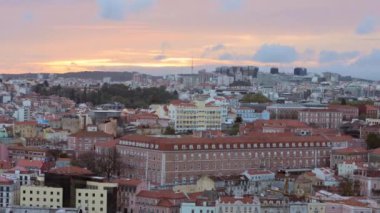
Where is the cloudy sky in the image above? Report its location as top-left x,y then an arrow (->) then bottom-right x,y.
0,0 -> 379,78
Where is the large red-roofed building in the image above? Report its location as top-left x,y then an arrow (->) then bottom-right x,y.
115,134 -> 332,186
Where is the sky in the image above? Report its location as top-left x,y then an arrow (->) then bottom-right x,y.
0,0 -> 380,79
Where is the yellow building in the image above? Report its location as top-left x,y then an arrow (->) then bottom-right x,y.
76,181 -> 118,213
13,121 -> 38,138
169,100 -> 222,133
20,185 -> 63,208
173,176 -> 215,193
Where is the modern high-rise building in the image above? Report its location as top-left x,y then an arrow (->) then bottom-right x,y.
270,67 -> 279,74
294,67 -> 307,76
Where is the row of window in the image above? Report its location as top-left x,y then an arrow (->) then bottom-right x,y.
22,197 -> 60,203
22,190 -> 60,195
174,142 -> 327,150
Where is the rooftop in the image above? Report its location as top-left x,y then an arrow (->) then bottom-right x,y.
0,176 -> 13,185
69,130 -> 113,138
48,166 -> 93,176
118,134 -> 330,151
137,190 -> 186,200
334,147 -> 368,155
111,178 -> 143,187
17,159 -> 44,169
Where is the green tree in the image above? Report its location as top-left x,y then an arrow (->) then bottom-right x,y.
235,116 -> 243,123
240,93 -> 271,103
164,126 -> 176,135
72,149 -> 124,180
32,84 -> 178,108
366,133 -> 380,149
339,178 -> 355,196
341,98 -> 347,105
43,80 -> 49,87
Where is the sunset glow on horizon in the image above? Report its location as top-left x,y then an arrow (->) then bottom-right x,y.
0,0 -> 379,78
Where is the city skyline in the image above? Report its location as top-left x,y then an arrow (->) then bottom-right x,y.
0,0 -> 379,79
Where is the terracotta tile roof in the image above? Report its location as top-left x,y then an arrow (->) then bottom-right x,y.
69,130 -> 113,138
48,166 -> 93,176
370,148 -> 380,155
245,169 -> 273,176
137,190 -> 186,200
17,159 -> 44,169
14,121 -> 38,126
170,100 -> 196,107
118,134 -> 329,151
326,135 -> 353,141
363,105 -> 378,111
0,161 -> 12,170
157,199 -> 175,207
0,176 -> 13,185
328,105 -> 358,110
219,196 -> 256,204
7,166 -> 30,174
334,147 -> 368,155
111,178 -> 142,186
328,198 -> 369,208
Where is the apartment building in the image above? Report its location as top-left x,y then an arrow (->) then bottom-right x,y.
330,147 -> 368,169
7,145 -> 48,162
168,100 -> 222,133
328,105 -> 359,121
75,181 -> 118,213
0,177 -> 19,208
111,178 -> 148,213
298,109 -> 343,129
115,134 -> 332,186
67,125 -> 113,156
20,185 -> 63,208
13,121 -> 38,138
353,169 -> 380,201
134,190 -> 187,213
